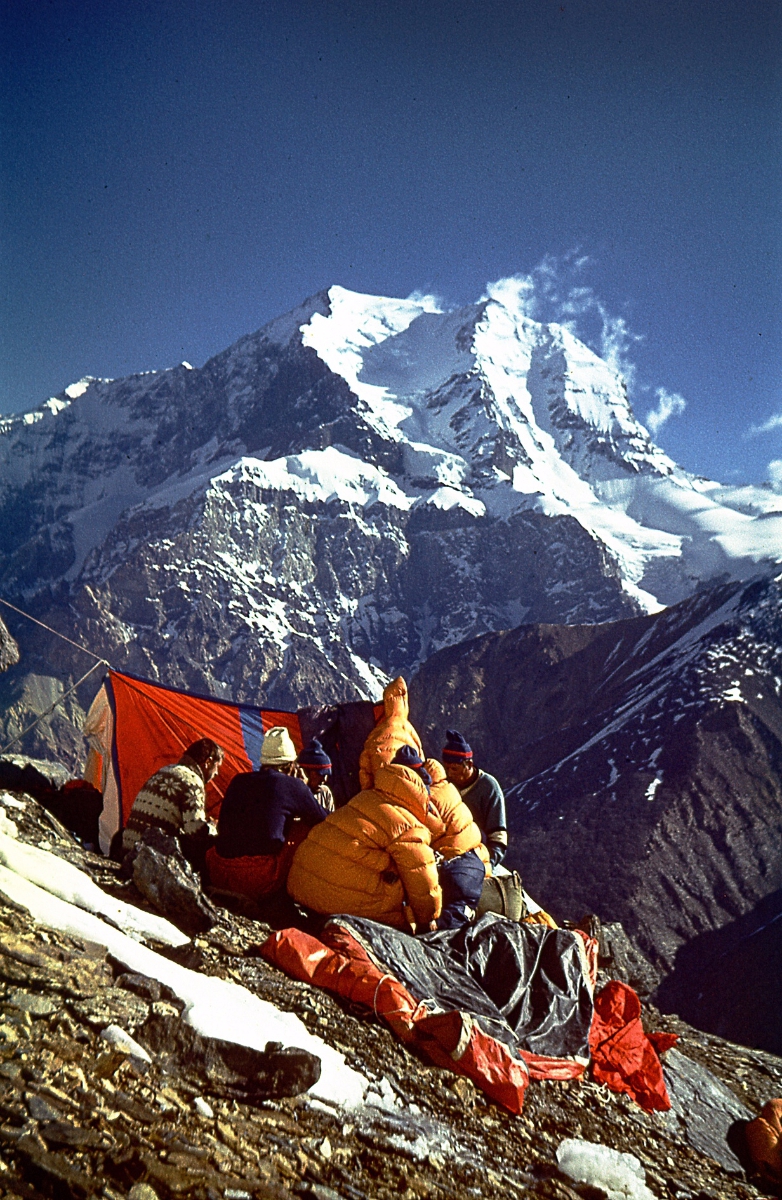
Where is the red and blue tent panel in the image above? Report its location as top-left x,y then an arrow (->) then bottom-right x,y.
89,669 -> 382,849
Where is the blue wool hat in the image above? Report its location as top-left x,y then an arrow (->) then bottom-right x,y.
442,730 -> 473,762
392,744 -> 425,769
298,738 -> 332,772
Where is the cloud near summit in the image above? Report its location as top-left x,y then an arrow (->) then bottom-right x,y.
749,412 -> 782,436
646,388 -> 687,435
483,256 -> 643,392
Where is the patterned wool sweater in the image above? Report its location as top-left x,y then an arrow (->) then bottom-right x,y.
122,754 -> 209,850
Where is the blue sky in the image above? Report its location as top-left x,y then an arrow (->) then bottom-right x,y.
2,0 -> 780,486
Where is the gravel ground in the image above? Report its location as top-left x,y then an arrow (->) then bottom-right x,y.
1,791 -> 780,1200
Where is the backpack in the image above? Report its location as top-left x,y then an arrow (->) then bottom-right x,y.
474,870 -> 527,922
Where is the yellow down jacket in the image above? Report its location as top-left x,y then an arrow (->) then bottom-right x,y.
286,762 -> 442,929
424,758 -> 490,869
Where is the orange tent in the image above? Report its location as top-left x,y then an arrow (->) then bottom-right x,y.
84,669 -> 381,853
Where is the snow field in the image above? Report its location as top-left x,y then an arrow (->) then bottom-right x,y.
0,824 -> 374,1110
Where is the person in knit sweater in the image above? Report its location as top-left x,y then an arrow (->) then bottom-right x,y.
122,738 -> 224,859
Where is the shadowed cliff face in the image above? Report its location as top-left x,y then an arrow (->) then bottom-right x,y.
656,888 -> 782,1056
409,575 -> 782,1051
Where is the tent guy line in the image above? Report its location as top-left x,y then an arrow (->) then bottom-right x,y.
0,657 -> 109,756
0,594 -> 114,755
0,595 -> 112,665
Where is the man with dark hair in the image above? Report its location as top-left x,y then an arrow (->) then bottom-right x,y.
207,726 -> 330,901
298,738 -> 335,812
441,730 -> 508,869
122,738 -> 224,856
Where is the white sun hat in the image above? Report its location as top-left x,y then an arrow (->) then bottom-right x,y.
260,725 -> 298,766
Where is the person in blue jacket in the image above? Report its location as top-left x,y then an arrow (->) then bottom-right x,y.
207,726 -> 329,901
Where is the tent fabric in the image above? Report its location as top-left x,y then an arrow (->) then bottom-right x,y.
329,914 -> 596,1060
83,683 -> 117,851
84,670 -> 382,854
262,912 -> 599,1112
588,980 -> 673,1112
298,700 -> 384,805
263,918 -> 672,1114
648,1030 -> 679,1056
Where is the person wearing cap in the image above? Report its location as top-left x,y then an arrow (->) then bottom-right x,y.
287,742 -> 441,931
206,726 -> 330,901
298,738 -> 335,813
421,756 -> 489,929
441,730 -> 508,869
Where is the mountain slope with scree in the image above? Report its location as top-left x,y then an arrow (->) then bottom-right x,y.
410,573 -> 782,1054
0,787 -> 780,1200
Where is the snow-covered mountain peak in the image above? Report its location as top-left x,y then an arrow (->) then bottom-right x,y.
300,285 -> 444,440
303,284 -> 442,363
287,281 -> 780,608
1,280 -> 780,685
295,282 -> 668,483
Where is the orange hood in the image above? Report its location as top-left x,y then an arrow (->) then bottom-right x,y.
358,676 -> 424,789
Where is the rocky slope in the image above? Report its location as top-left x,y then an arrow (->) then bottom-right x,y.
1,284 -> 781,762
0,617 -> 19,675
409,573 -> 782,1053
1,788 -> 781,1200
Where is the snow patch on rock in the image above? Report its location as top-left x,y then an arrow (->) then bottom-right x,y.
0,832 -> 375,1110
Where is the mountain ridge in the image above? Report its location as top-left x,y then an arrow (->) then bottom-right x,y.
0,282 -> 780,760
409,571 -> 782,1051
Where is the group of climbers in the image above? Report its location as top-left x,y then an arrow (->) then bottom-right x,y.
120,677 -> 508,935
287,740 -> 493,931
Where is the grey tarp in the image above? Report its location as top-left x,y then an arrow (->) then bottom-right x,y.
325,912 -> 594,1061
